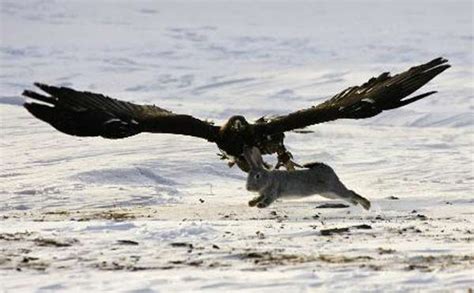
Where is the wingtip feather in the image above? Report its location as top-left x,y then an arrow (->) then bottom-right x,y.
396,91 -> 438,108
34,82 -> 48,88
22,89 -> 55,104
23,102 -> 54,123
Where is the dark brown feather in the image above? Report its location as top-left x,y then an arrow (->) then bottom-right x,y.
255,58 -> 450,135
23,83 -> 220,141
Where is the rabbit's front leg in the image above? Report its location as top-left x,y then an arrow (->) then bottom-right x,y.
248,194 -> 265,207
255,185 -> 279,209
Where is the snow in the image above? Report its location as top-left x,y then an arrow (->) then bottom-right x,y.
1,0 -> 473,292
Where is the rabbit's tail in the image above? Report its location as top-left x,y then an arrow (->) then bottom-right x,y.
350,190 -> 371,210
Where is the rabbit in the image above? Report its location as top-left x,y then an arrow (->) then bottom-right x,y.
243,146 -> 371,210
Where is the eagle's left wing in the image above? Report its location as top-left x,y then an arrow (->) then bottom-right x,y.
254,57 -> 450,135
23,83 -> 220,141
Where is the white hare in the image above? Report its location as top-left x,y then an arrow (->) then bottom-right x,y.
243,147 -> 371,210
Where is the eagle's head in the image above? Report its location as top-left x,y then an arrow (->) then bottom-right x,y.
226,115 -> 249,132
216,115 -> 252,157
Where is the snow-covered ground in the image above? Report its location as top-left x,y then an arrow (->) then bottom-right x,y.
1,0 -> 473,292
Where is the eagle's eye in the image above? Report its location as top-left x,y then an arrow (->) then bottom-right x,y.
254,174 -> 261,180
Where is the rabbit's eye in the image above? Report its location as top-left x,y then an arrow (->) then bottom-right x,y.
255,174 -> 261,179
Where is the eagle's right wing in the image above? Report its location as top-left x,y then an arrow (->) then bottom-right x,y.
23,83 -> 220,141
254,57 -> 450,135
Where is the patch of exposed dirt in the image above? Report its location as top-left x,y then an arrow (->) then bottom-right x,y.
318,254 -> 373,263
404,255 -> 474,272
315,203 -> 350,209
237,251 -> 315,266
34,238 -> 78,247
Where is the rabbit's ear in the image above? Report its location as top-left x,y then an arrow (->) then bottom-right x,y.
243,146 -> 257,169
243,146 -> 263,169
250,147 -> 264,168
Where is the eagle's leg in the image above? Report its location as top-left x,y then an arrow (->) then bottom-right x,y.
218,116 -> 301,172
275,146 -> 303,171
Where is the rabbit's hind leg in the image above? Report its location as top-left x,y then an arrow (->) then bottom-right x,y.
321,190 -> 371,211
350,190 -> 371,210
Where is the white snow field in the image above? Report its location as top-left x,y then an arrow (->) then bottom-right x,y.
1,0 -> 473,292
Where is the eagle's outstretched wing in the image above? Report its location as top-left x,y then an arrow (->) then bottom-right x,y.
23,83 -> 220,141
255,57 -> 450,135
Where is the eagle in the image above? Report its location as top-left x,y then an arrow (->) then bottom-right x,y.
23,57 -> 450,172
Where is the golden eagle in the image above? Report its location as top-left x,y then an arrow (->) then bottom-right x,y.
23,57 -> 450,171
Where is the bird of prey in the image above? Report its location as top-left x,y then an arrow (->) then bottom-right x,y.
23,57 -> 450,171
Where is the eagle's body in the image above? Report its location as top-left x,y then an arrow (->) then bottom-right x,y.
22,58 -> 450,172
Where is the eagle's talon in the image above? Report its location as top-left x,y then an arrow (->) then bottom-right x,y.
287,159 -> 304,170
276,149 -> 303,171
